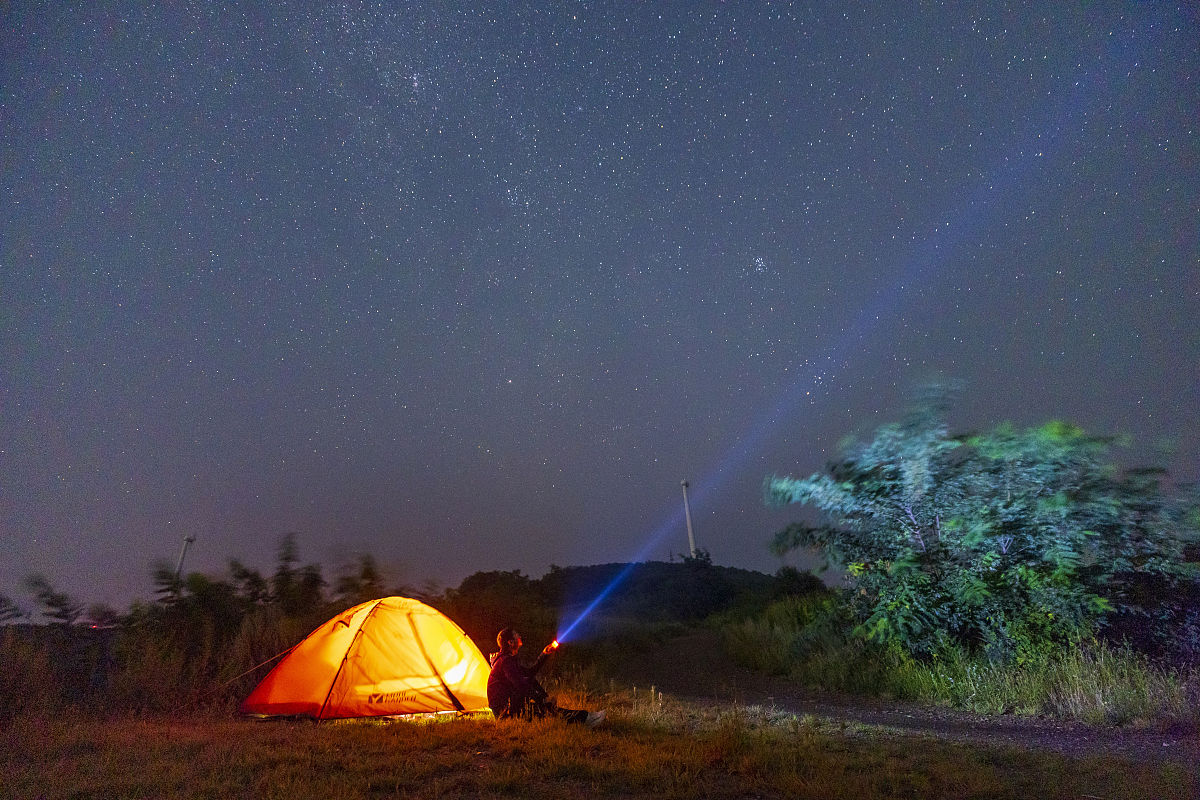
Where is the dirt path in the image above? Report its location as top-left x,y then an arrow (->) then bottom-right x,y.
610,630 -> 1200,765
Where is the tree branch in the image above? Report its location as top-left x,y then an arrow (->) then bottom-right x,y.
902,504 -> 927,552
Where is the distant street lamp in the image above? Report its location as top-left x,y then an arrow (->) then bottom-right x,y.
680,480 -> 697,559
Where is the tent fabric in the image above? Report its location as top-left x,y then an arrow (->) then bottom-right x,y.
240,596 -> 491,719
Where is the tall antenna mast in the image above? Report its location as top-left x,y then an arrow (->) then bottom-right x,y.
680,480 -> 697,558
175,535 -> 196,582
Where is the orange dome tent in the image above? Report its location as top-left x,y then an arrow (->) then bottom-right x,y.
240,596 -> 490,719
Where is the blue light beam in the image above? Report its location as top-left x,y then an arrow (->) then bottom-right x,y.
558,38 -> 1129,643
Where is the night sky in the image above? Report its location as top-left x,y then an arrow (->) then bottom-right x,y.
3,3 -> 1198,610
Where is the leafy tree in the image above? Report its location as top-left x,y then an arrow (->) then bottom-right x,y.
771,566 -> 826,599
270,533 -> 325,614
271,533 -> 300,606
767,396 -> 1195,662
294,563 -> 326,613
23,574 -> 82,626
440,570 -> 551,651
0,593 -> 24,624
86,603 -> 121,628
334,554 -> 386,605
229,560 -> 270,605
151,561 -> 183,603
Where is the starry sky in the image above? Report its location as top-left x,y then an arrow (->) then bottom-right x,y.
3,2 -> 1198,609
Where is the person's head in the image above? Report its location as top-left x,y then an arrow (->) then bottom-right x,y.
496,627 -> 523,655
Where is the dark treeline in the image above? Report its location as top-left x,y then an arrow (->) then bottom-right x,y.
0,539 -> 816,722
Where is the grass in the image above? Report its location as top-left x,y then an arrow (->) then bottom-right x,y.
721,595 -> 1200,728
1,691 -> 1195,800
3,590 -> 1197,798
891,641 -> 1200,724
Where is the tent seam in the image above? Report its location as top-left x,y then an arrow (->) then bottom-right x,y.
317,598 -> 384,721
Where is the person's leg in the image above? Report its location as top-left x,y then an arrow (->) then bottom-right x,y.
556,707 -> 588,724
523,696 -> 583,723
558,707 -> 605,726
509,690 -> 536,720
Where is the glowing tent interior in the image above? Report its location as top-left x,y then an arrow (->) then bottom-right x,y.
240,596 -> 491,719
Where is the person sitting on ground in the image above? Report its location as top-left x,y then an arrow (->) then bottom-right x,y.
487,627 -> 605,727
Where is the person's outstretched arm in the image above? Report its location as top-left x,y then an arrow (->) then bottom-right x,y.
530,641 -> 557,676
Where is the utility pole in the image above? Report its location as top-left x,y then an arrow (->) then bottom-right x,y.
680,480 -> 697,559
174,535 -> 196,583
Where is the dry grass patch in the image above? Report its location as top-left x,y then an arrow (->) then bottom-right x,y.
1,696 -> 1194,800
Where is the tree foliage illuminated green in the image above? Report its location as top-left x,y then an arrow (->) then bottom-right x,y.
766,394 -> 1197,662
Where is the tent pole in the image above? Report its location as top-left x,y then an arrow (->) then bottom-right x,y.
408,613 -> 466,712
317,599 -> 384,721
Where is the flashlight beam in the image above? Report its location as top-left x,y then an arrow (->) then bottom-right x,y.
557,51 -> 1116,646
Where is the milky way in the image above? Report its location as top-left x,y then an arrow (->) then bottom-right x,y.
3,2 -> 1197,608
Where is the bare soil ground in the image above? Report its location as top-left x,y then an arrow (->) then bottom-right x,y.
610,629 -> 1200,765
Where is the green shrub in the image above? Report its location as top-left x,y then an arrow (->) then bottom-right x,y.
767,389 -> 1198,663
720,594 -> 844,675
720,595 -> 900,693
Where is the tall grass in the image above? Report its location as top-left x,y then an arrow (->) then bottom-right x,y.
892,642 -> 1200,724
0,627 -> 62,722
720,596 -> 1200,727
